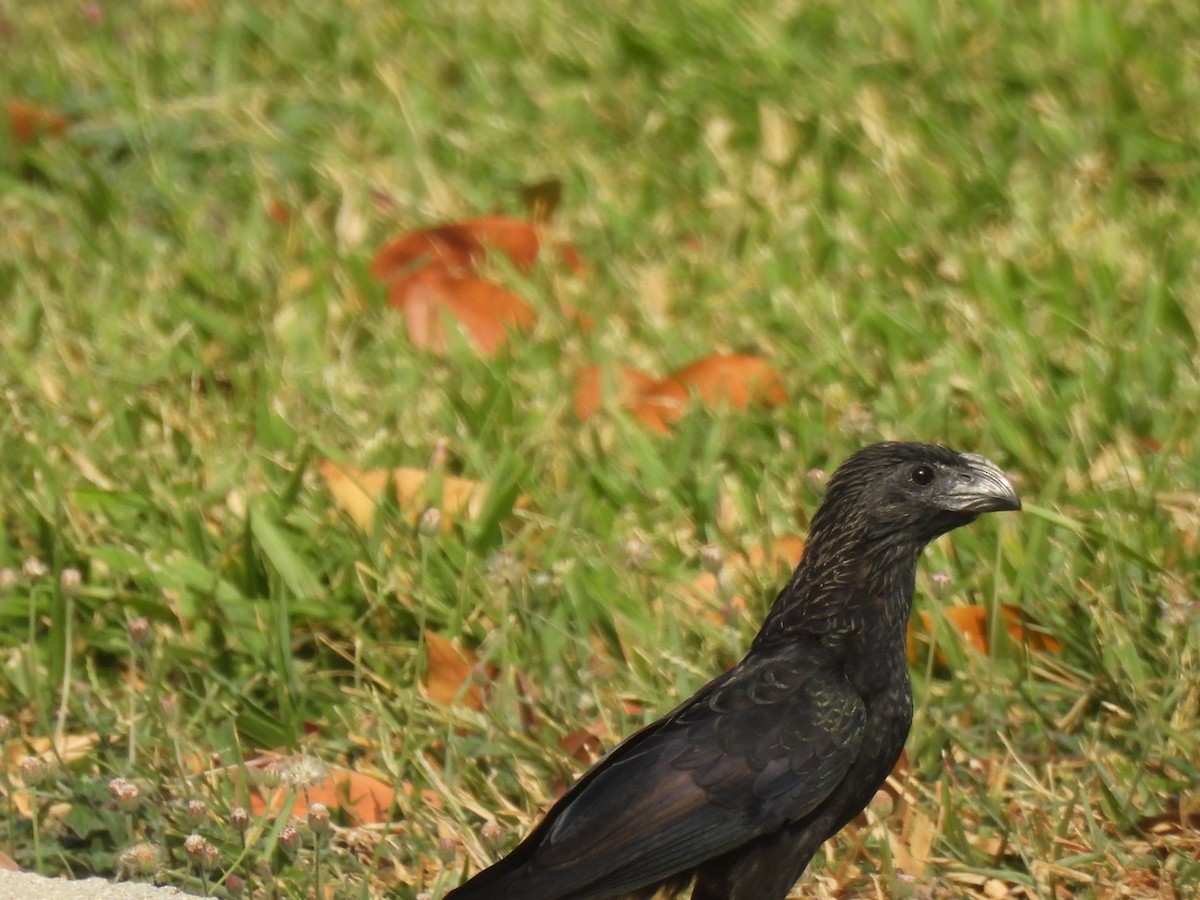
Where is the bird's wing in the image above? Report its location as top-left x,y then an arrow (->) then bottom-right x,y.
508,647 -> 867,896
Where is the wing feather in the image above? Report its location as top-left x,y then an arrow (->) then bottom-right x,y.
507,647 -> 867,897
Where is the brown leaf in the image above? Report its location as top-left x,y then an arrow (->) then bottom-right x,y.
574,365 -> 659,421
638,354 -> 787,429
304,769 -> 395,824
1001,606 -> 1062,652
890,806 -> 935,878
6,732 -> 100,820
558,726 -> 604,766
371,215 -> 541,282
228,757 -> 397,825
8,101 -> 68,144
267,199 -> 291,224
907,605 -> 1062,665
370,215 -> 586,356
576,355 -> 786,433
931,606 -> 992,655
6,732 -> 98,776
423,631 -> 485,709
1136,792 -> 1200,836
400,779 -> 445,810
390,267 -> 536,356
318,459 -> 524,532
556,241 -> 588,277
744,536 -> 806,574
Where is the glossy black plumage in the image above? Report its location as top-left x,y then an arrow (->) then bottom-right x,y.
446,442 -> 1020,900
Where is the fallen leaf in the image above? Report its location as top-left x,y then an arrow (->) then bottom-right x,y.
908,605 -> 1062,664
400,779 -> 445,810
269,768 -> 393,824
6,732 -> 99,775
5,732 -> 100,819
390,266 -> 535,356
267,199 -> 291,224
744,536 -> 806,574
224,756 -> 397,825
319,459 -> 525,532
11,792 -> 33,820
637,354 -> 787,430
423,630 -> 486,709
371,214 -> 588,355
574,365 -> 660,421
575,355 -> 786,433
8,101 -> 68,144
556,241 -> 588,277
371,216 -> 541,283
558,726 -> 605,766
1136,792 -> 1200,836
891,807 -> 935,878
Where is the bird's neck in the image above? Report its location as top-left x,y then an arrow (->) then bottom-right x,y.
755,528 -> 924,649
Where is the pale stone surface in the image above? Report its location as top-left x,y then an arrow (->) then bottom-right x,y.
0,869 -> 189,900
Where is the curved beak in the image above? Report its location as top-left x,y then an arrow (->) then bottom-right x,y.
942,453 -> 1022,514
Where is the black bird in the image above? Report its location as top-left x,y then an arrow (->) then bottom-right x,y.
446,442 -> 1020,900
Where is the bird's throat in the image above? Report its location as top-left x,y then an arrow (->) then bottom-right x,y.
756,536 -> 922,649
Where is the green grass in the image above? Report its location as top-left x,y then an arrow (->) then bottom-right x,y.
3,0 -> 1200,897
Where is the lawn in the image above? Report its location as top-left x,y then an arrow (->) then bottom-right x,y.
2,1 -> 1199,897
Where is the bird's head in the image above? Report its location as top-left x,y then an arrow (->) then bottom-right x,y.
809,442 -> 1021,550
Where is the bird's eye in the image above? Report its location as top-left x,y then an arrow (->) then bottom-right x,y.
910,464 -> 935,486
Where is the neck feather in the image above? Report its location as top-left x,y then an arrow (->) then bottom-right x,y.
754,523 -> 925,647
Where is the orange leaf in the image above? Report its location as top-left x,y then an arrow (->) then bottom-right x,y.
400,779 -> 445,810
623,399 -> 670,434
998,606 -> 1062,653
576,354 -> 786,433
229,757 -> 396,825
933,606 -> 991,654
8,101 -> 68,144
744,536 -> 806,574
312,768 -> 396,824
318,459 -> 521,532
556,242 -> 588,277
423,630 -> 486,709
371,215 -> 541,282
574,365 -> 659,421
907,605 -> 1062,664
638,354 -> 787,429
261,768 -> 395,824
267,199 -> 291,224
390,267 -> 536,356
